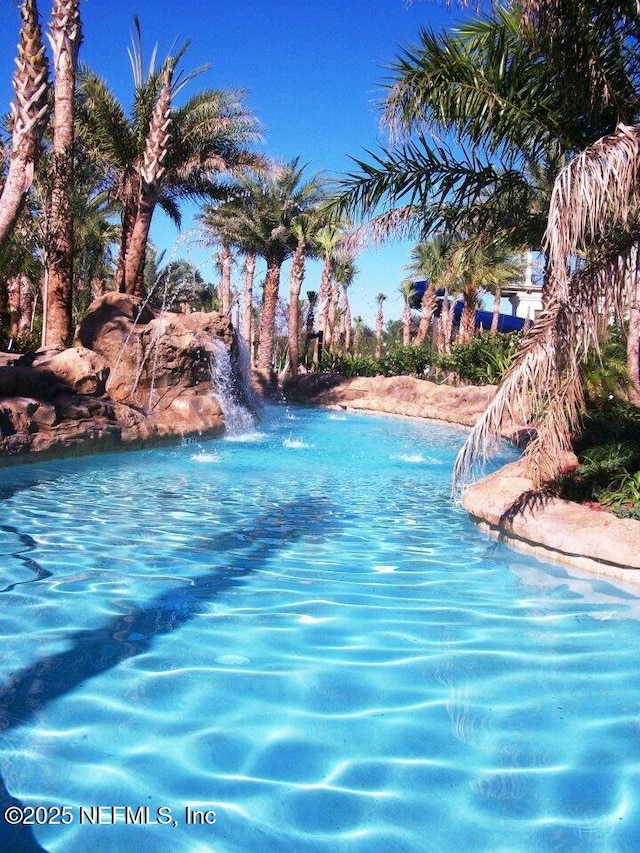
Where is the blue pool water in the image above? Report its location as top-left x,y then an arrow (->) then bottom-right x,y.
1,404 -> 640,852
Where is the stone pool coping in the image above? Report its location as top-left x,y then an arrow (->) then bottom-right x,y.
461,459 -> 640,582
282,373 -> 640,584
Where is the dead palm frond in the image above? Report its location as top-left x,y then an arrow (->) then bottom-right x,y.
453,243 -> 637,494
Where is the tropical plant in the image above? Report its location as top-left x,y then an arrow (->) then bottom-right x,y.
43,0 -> 81,347
398,279 -> 417,347
0,0 -> 49,250
287,214 -> 320,375
76,23 -> 263,297
313,221 -> 344,349
374,292 -> 387,360
438,332 -> 522,385
329,252 -> 357,353
405,234 -> 454,346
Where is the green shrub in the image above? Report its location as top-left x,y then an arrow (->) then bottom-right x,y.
328,344 -> 434,379
558,400 -> 640,511
327,352 -> 380,377
378,344 -> 434,377
437,332 -> 521,385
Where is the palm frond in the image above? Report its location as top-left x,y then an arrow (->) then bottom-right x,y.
545,123 -> 640,288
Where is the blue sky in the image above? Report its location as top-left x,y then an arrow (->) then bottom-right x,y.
0,0 -> 467,326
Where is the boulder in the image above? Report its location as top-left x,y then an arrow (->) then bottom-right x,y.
0,293 -> 250,460
462,457 -> 640,578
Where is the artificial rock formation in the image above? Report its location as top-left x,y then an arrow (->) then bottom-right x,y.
283,373 -> 527,440
462,457 -> 640,579
0,293 -> 246,460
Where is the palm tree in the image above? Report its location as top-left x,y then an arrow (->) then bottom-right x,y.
43,0 -> 81,347
452,1 -> 640,490
0,0 -> 49,249
445,238 -> 524,344
287,214 -> 319,375
375,292 -> 386,360
237,161 -> 324,371
240,252 -> 257,353
199,189 -> 252,324
334,5 -> 633,253
76,23 -> 263,297
455,124 -> 640,491
313,222 -> 343,348
398,279 -> 416,347
325,251 -> 354,351
404,234 -> 454,346
215,243 -> 234,317
338,264 -> 357,352
352,314 -> 364,355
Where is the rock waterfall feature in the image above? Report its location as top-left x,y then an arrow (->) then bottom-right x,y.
0,293 -> 257,460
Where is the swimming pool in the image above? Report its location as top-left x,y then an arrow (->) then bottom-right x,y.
1,403 -> 639,852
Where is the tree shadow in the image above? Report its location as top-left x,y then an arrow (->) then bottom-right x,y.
0,493 -> 336,851
498,488 -> 554,531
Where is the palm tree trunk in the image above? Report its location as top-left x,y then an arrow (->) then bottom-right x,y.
124,184 -> 157,296
288,242 -> 305,376
219,243 -> 232,316
242,252 -> 256,353
437,291 -> 453,355
114,181 -> 138,292
490,286 -> 502,335
0,0 -> 49,250
124,64 -> 173,297
325,281 -> 340,350
401,304 -> 411,346
316,257 -> 333,343
7,276 -> 21,340
375,308 -> 384,360
344,297 -> 352,352
43,0 -> 81,347
414,285 -> 436,345
458,289 -> 478,345
628,264 -> 640,405
257,264 -> 281,371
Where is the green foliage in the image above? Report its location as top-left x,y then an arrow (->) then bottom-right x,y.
576,400 -> 640,450
327,343 -> 434,379
327,352 -> 380,377
580,333 -> 630,407
558,401 -> 640,515
379,343 -> 434,376
601,471 -> 640,509
437,332 -> 521,384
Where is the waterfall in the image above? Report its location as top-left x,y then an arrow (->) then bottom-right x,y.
209,337 -> 260,435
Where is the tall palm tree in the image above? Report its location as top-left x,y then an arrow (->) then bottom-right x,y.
375,292 -> 386,360
328,253 -> 357,353
352,314 -> 364,355
398,279 -> 416,347
0,0 -> 49,249
76,23 -> 263,297
241,252 -> 257,353
334,5 -> 634,252
446,238 -> 524,344
338,263 -> 357,352
313,222 -> 343,348
452,0 -> 640,490
216,243 -> 234,317
43,0 -> 81,347
404,234 -> 454,346
287,213 -> 320,375
199,189 -> 251,322
237,161 -> 323,371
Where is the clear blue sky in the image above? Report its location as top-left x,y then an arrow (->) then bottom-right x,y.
0,0 -> 468,326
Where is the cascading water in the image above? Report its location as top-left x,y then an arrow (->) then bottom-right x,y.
209,336 -> 260,435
